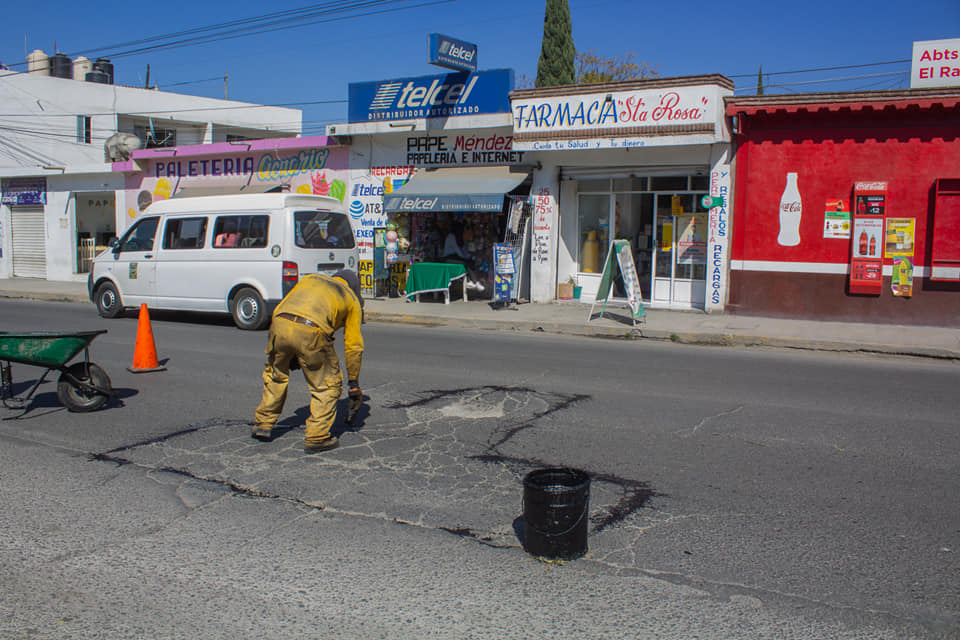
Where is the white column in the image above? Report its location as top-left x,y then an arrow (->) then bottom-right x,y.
529,167 -> 560,303
705,143 -> 732,313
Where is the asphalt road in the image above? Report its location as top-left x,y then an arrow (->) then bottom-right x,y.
1,299 -> 958,639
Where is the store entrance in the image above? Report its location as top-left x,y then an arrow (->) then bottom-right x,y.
575,175 -> 708,308
74,192 -> 116,274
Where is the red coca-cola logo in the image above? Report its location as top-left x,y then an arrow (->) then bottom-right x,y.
780,202 -> 801,213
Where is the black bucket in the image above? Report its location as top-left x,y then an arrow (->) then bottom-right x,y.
522,467 -> 590,560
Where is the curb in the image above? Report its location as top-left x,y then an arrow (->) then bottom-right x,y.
365,312 -> 960,360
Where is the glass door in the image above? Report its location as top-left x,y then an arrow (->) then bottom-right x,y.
650,181 -> 709,306
573,175 -> 708,308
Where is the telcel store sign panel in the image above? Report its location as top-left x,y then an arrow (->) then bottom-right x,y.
429,33 -> 478,73
349,69 -> 513,123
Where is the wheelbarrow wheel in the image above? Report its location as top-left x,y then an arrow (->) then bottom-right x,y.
57,363 -> 112,412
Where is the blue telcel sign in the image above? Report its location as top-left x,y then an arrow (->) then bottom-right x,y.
429,33 -> 478,73
348,69 -> 513,123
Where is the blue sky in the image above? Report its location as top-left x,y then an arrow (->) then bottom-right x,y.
2,0 -> 957,134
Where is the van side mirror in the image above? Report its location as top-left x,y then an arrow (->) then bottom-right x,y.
109,237 -> 120,253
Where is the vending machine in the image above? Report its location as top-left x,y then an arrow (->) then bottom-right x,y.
848,182 -> 887,295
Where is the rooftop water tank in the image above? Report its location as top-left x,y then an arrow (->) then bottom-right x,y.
73,56 -> 92,81
85,70 -> 110,84
50,52 -> 72,79
27,49 -> 49,75
93,58 -> 113,85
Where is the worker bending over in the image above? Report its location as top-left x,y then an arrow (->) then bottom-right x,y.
251,269 -> 364,453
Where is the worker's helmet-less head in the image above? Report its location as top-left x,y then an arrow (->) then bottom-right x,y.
332,269 -> 364,309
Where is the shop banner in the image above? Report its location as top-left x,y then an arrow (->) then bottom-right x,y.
892,257 -> 914,297
348,166 -> 414,260
348,69 -> 513,123
512,83 -> 728,151
1,178 -> 46,205
884,218 -> 916,258
125,146 -> 349,222
494,243 -> 515,275
706,164 -> 731,312
849,182 -> 887,295
823,198 -> 851,239
513,86 -> 719,135
428,34 -> 478,73
911,38 -> 960,89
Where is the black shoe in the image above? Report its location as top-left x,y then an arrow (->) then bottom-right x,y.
251,426 -> 272,442
304,436 -> 339,454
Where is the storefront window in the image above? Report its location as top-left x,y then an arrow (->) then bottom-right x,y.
578,194 -> 609,273
573,174 -> 709,305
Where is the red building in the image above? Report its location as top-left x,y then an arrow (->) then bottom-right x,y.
726,89 -> 960,326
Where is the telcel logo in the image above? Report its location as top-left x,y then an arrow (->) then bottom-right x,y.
371,76 -> 478,110
389,196 -> 438,210
439,40 -> 475,62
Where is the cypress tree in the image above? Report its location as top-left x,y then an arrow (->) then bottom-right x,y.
535,0 -> 575,87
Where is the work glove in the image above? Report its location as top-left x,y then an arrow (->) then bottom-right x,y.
348,386 -> 363,414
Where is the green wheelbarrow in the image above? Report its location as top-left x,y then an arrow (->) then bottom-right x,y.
1,330 -> 114,412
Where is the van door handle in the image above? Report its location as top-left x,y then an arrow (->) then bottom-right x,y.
144,254 -> 154,259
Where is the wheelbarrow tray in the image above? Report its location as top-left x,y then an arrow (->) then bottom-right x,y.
0,330 -> 107,368
1,330 -> 113,412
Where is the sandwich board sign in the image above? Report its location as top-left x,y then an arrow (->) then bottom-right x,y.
493,242 -> 515,304
589,239 -> 645,324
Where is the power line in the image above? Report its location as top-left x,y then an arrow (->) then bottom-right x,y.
727,59 -> 910,79
2,0 -> 458,67
156,76 -> 226,89
735,69 -> 910,94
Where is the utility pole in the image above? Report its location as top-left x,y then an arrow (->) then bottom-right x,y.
224,72 -> 228,100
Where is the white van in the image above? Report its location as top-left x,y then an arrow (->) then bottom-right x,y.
88,193 -> 358,330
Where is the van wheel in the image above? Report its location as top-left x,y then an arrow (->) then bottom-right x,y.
95,282 -> 123,318
231,287 -> 268,330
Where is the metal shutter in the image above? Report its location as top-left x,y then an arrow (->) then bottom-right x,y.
11,206 -> 47,278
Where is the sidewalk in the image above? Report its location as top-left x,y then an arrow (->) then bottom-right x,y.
2,277 -> 959,360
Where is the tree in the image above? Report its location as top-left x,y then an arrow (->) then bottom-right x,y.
575,50 -> 658,84
756,65 -> 764,95
535,0 -> 576,88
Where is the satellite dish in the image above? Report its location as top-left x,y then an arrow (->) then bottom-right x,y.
104,132 -> 142,162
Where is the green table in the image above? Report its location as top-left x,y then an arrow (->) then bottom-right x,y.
405,262 -> 467,304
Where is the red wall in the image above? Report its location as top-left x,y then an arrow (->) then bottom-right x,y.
729,105 -> 960,326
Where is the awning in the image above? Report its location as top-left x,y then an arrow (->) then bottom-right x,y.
383,166 -> 527,213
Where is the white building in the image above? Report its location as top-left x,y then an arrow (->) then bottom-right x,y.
511,75 -> 734,311
0,54 -> 302,281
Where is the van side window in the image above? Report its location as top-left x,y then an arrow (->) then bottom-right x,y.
213,214 -> 269,248
163,217 -> 208,250
118,217 -> 159,252
294,211 -> 356,249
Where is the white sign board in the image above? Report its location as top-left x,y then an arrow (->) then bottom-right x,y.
512,84 -> 727,151
911,38 -> 960,88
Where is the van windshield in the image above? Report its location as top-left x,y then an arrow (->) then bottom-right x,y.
294,210 -> 355,249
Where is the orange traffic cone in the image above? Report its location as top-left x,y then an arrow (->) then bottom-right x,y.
127,304 -> 166,373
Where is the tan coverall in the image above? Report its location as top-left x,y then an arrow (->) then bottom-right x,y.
253,274 -> 363,446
